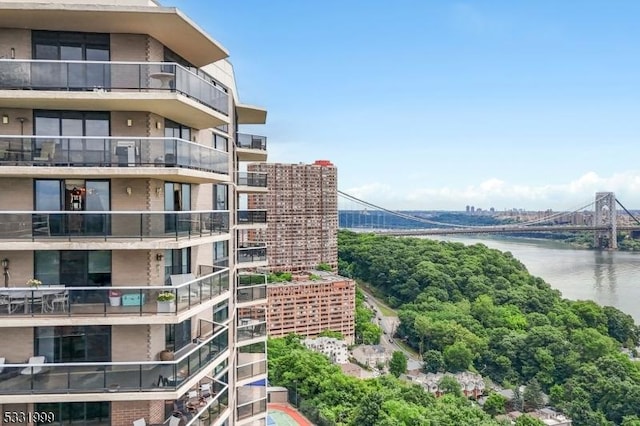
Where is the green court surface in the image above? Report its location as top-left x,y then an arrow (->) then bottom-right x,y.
267,410 -> 299,426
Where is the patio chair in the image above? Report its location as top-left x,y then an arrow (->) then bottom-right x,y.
20,356 -> 46,376
48,291 -> 69,312
34,141 -> 56,162
0,357 -> 5,374
200,383 -> 212,399
132,419 -> 146,426
0,295 -> 9,313
170,274 -> 199,302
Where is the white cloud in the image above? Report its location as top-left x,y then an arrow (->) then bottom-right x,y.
341,171 -> 640,211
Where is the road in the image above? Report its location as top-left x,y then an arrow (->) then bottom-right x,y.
359,286 -> 423,371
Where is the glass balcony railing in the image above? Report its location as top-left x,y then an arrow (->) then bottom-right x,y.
0,60 -> 229,115
182,386 -> 229,426
0,136 -> 228,174
237,210 -> 267,225
237,398 -> 267,421
0,330 -> 228,395
0,268 -> 229,318
237,243 -> 267,264
0,210 -> 229,241
238,274 -> 267,287
237,285 -> 267,304
236,359 -> 267,381
236,172 -> 267,188
236,134 -> 267,151
237,321 -> 267,342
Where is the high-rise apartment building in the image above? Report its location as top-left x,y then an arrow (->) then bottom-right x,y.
247,161 -> 338,273
0,1 -> 269,425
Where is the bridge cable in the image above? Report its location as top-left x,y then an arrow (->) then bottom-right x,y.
616,199 -> 640,226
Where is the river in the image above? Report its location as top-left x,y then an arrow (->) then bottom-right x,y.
424,236 -> 640,322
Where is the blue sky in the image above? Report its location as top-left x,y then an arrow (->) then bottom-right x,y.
168,1 -> 640,211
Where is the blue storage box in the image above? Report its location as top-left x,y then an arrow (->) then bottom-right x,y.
122,293 -> 146,306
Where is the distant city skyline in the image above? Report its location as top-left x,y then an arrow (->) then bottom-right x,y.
169,1 -> 640,210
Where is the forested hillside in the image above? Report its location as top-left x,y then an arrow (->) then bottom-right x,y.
268,336 -> 510,425
338,231 -> 640,426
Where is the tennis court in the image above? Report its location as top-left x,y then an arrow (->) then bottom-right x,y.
268,403 -> 314,426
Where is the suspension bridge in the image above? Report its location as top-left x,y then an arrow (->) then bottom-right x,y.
338,191 -> 640,250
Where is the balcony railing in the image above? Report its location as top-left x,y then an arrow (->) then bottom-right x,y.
237,321 -> 267,342
236,134 -> 267,151
0,329 -> 228,395
237,286 -> 266,304
0,268 -> 229,318
181,386 -> 229,426
237,243 -> 267,264
237,398 -> 267,421
237,274 -> 267,287
237,210 -> 267,225
236,359 -> 267,381
236,172 -> 267,188
0,210 -> 229,241
0,136 -> 228,174
0,60 -> 229,115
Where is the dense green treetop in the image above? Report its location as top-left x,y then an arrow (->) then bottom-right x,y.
268,336 -> 504,425
338,230 -> 640,426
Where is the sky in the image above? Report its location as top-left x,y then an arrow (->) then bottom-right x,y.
167,1 -> 640,211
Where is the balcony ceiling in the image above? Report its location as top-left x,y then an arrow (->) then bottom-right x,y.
0,3 -> 228,67
0,90 -> 228,129
236,103 -> 267,125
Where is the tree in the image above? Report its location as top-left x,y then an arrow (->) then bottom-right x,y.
514,415 -> 545,426
483,392 -> 507,416
318,329 -> 343,339
389,351 -> 407,377
423,350 -> 445,373
352,391 -> 384,426
443,342 -> 473,372
523,379 -> 545,411
622,415 -> 640,426
437,375 -> 462,397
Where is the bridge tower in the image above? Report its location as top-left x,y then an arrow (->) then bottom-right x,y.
594,192 -> 617,249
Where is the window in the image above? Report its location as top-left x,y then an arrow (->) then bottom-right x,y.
164,248 -> 191,284
165,319 -> 192,352
213,301 -> 229,324
214,184 -> 228,210
34,110 -> 110,166
213,133 -> 228,152
164,182 -> 191,233
34,251 -> 111,303
35,402 -> 109,426
214,241 -> 228,267
32,31 -> 110,90
35,325 -> 111,363
34,179 -> 110,236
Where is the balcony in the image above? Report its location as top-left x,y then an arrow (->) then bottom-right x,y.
0,60 -> 229,128
237,243 -> 267,268
0,330 -> 228,397
0,268 -> 229,324
0,210 -> 229,249
236,210 -> 267,229
236,133 -> 267,162
237,388 -> 267,422
0,136 -> 228,183
235,172 -> 267,193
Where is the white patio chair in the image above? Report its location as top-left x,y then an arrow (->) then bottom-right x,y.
0,357 -> 5,374
0,295 -> 9,313
200,382 -> 212,399
170,274 -> 199,302
48,291 -> 69,312
132,419 -> 146,426
20,356 -> 46,376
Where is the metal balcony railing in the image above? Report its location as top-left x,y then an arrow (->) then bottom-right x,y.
0,210 -> 229,241
0,268 -> 229,318
0,136 -> 228,174
0,60 -> 229,115
236,134 -> 267,151
237,210 -> 267,225
235,172 -> 267,188
0,329 -> 228,395
237,243 -> 267,264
